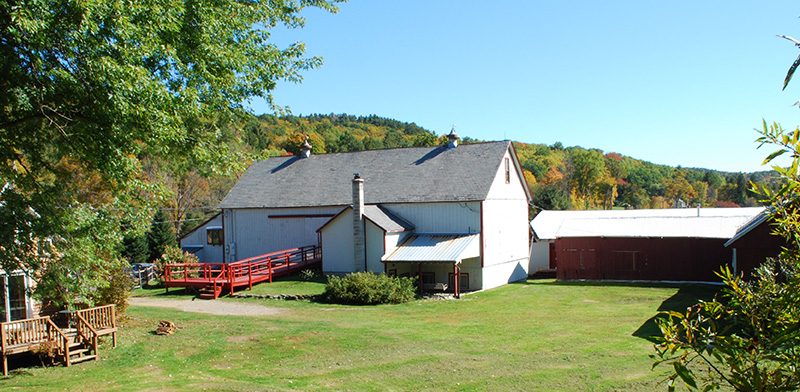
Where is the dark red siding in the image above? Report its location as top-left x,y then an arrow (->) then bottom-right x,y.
730,222 -> 785,278
555,237 -> 732,282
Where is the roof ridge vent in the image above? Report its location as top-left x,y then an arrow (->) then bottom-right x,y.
300,135 -> 312,158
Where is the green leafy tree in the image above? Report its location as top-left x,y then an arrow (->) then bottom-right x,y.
412,132 -> 438,147
703,171 -> 725,203
0,1 -> 339,305
664,172 -> 697,207
384,129 -> 410,148
566,149 -> 612,209
652,122 -> 800,391
147,210 -> 176,262
335,132 -> 365,152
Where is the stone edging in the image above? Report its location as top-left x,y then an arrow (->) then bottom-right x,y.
232,293 -> 316,301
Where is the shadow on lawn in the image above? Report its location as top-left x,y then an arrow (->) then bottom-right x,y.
521,280 -> 721,343
631,285 -> 720,342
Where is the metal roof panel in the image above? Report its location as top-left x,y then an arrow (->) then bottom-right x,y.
382,234 -> 480,263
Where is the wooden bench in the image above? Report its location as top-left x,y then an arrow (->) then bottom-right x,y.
423,282 -> 449,291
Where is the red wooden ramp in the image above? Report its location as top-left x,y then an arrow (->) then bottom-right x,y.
163,245 -> 321,299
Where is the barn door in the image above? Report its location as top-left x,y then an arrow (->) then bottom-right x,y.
581,249 -> 597,279
610,251 -> 640,280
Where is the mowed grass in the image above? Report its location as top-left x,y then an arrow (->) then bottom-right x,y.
1,281 -> 717,391
241,274 -> 327,297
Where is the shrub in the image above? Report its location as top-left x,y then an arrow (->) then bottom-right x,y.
322,272 -> 416,305
154,245 -> 199,283
299,268 -> 320,281
96,259 -> 134,315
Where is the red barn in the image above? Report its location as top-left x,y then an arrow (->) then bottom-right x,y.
530,207 -> 765,282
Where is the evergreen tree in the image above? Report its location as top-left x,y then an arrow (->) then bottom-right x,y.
147,210 -> 176,262
122,233 -> 149,264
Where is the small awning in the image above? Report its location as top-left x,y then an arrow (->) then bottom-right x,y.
382,234 -> 480,264
181,245 -> 203,254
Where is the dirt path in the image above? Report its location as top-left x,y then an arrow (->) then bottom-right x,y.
130,297 -> 285,317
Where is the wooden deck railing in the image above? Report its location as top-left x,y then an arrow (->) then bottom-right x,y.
2,304 -> 117,376
74,305 -> 116,332
73,304 -> 117,348
2,317 -> 70,375
164,245 -> 321,298
1,317 -> 63,350
74,314 -> 98,360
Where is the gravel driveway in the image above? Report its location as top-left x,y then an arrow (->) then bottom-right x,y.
130,297 -> 285,317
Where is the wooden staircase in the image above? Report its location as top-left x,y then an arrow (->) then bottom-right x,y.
1,305 -> 117,376
63,328 -> 97,365
198,284 -> 222,300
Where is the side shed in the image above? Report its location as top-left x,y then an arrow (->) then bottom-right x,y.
724,211 -> 786,278
179,213 -> 224,263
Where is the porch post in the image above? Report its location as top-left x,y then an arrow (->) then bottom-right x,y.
453,263 -> 460,299
2,275 -> 9,322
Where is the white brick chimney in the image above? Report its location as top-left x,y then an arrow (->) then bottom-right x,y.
352,173 -> 365,271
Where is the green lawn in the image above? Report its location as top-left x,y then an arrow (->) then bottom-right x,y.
2,280 -> 718,391
237,274 -> 327,297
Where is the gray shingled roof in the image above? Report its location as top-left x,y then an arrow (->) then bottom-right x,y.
363,205 -> 414,233
219,141 -> 513,208
316,204 -> 415,233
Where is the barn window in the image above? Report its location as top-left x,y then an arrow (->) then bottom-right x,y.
504,157 -> 510,183
421,272 -> 435,284
206,227 -> 224,246
448,272 -> 469,291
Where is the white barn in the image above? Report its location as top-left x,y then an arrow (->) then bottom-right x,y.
190,137 -> 532,293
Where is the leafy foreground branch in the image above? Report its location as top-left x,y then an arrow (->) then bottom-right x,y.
651,123 -> 800,391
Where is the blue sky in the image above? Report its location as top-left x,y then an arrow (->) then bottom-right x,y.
249,1 -> 800,172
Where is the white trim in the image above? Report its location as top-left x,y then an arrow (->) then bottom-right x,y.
2,274 -> 9,323
1,270 -> 33,322
24,274 -> 33,319
724,211 -> 769,247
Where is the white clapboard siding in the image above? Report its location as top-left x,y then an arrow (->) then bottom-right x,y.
380,202 -> 480,234
224,206 -> 341,261
179,213 -> 223,263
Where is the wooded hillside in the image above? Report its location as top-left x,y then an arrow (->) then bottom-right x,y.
169,113 -> 774,236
